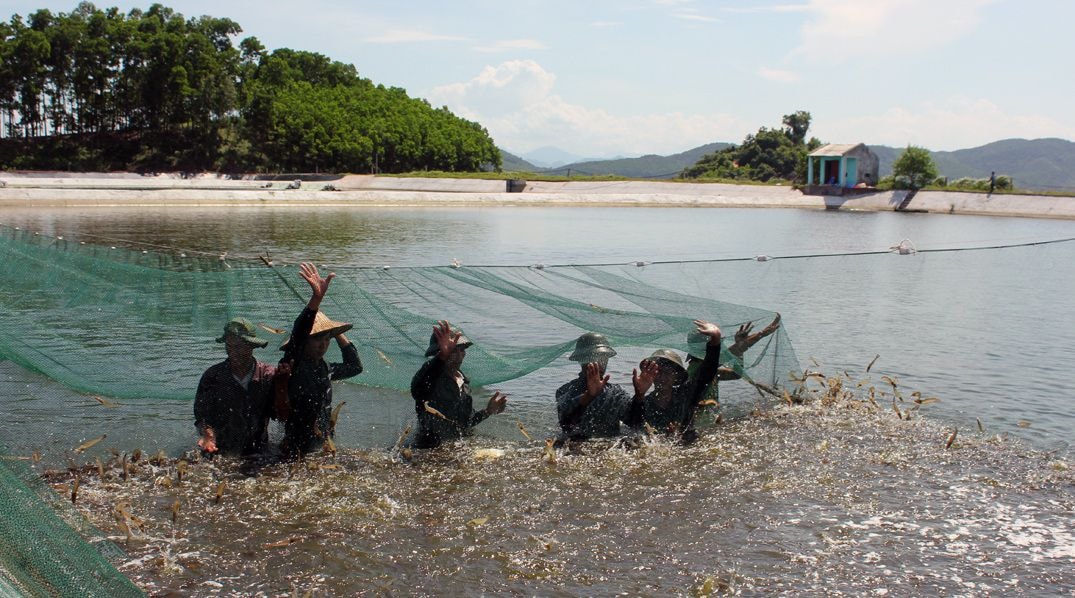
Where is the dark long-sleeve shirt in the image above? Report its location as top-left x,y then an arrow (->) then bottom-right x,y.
280,307 -> 363,456
556,374 -> 632,440
194,360 -> 277,456
409,357 -> 488,449
629,342 -> 721,436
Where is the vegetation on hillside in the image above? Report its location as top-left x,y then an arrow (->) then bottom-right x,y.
889,145 -> 938,190
872,138 -> 1075,192
0,2 -> 500,173
679,111 -> 821,183
546,142 -> 733,179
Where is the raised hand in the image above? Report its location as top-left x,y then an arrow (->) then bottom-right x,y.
582,362 -> 609,404
730,313 -> 781,357
433,320 -> 462,359
632,359 -> 660,398
299,262 -> 335,302
734,321 -> 754,346
485,391 -> 507,415
693,319 -> 722,344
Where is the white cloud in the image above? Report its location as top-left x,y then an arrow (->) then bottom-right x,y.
363,29 -> 469,44
791,0 -> 997,61
431,60 -> 557,119
430,60 -> 747,156
721,4 -> 811,13
758,67 -> 800,83
819,98 -> 1073,150
590,20 -> 623,28
472,39 -> 547,54
673,12 -> 719,22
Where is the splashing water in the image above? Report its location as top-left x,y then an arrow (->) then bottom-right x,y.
42,372 -> 1075,595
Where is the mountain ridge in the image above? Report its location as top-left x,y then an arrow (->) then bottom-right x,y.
497,138 -> 1075,190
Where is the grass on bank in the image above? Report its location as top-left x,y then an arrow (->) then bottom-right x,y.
393,170 -> 1075,197
395,170 -> 795,186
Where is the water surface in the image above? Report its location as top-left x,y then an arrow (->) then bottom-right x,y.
2,204 -> 1074,595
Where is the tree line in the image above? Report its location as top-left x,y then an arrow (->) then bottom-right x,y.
0,2 -> 501,173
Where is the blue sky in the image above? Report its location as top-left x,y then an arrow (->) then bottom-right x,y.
4,0 -> 1073,157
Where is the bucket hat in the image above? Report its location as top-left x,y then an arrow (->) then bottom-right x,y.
568,332 -> 617,362
217,317 -> 268,348
646,348 -> 688,383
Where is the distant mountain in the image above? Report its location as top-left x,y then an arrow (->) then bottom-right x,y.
548,142 -> 733,179
499,149 -> 539,172
520,146 -> 589,168
873,138 -> 1075,191
504,138 -> 1075,190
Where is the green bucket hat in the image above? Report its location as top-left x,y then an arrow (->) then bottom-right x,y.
217,317 -> 268,348
646,348 -> 687,380
424,327 -> 473,357
568,332 -> 617,362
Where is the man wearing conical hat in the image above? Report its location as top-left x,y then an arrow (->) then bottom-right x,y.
409,320 -> 507,449
277,262 -> 363,457
194,317 -> 278,456
555,332 -> 633,441
627,319 -> 723,444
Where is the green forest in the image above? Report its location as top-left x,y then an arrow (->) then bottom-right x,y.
0,2 -> 501,173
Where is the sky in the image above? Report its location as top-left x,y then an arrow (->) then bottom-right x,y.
3,0 -> 1074,158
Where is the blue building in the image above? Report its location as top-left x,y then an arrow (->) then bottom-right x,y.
806,143 -> 880,188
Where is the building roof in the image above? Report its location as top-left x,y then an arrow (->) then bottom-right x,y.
809,143 -> 866,157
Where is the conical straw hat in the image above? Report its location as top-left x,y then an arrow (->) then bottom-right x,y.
279,311 -> 353,350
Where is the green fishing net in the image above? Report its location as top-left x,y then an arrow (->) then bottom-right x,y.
0,224 -> 797,398
0,222 -> 797,594
0,456 -> 142,597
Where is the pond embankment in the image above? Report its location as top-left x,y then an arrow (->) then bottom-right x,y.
0,172 -> 1072,219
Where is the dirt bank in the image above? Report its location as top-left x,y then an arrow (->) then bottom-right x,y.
0,173 -> 1071,218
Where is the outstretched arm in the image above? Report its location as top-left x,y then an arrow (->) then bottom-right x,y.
467,391 -> 507,427
300,262 -> 334,312
728,313 -> 780,357
681,320 -> 723,432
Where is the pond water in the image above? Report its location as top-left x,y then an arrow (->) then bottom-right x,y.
1,204 -> 1073,595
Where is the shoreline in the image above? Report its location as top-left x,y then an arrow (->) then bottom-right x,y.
1,173 -> 1073,219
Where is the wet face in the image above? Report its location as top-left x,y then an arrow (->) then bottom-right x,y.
305,334 -> 332,360
655,361 -> 684,388
583,357 -> 610,374
446,346 -> 466,369
224,336 -> 255,363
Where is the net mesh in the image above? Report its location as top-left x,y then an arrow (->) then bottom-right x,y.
0,222 -> 797,593
0,224 -> 797,398
0,455 -> 142,597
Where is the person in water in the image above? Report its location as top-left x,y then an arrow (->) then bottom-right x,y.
628,319 -> 723,443
276,262 -> 363,458
194,317 -> 279,456
409,320 -> 507,449
556,332 -> 633,441
687,313 -> 782,411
